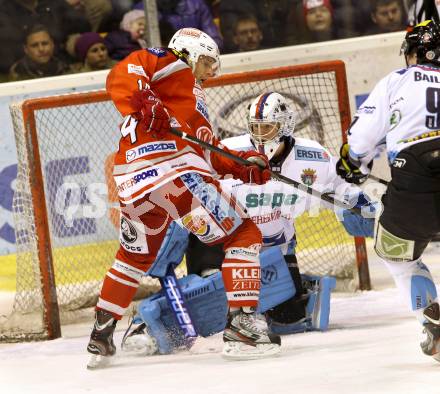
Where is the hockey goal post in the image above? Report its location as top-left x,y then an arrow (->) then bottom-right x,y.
4,60 -> 370,342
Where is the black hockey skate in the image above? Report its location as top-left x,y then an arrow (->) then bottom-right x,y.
87,310 -> 117,369
222,307 -> 281,360
420,302 -> 440,361
121,320 -> 158,355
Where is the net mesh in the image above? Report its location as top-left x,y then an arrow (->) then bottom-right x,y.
2,64 -> 359,341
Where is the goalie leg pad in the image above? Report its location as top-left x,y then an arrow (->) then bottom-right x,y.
135,246 -> 295,353
269,275 -> 336,335
304,274 -> 336,330
147,221 -> 189,278
138,272 -> 228,354
257,246 -> 296,313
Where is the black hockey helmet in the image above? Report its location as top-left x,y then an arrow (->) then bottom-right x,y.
401,20 -> 440,65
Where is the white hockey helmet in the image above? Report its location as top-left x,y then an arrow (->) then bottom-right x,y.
168,27 -> 220,76
248,92 -> 296,160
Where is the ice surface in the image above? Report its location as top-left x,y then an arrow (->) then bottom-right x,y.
2,241 -> 440,394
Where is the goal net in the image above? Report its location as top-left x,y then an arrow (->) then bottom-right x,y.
2,61 -> 369,341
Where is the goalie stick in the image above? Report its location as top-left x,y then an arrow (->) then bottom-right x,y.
169,128 -> 364,215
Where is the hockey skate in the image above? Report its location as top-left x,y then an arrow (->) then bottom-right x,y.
222,307 -> 281,360
121,319 -> 158,356
87,310 -> 117,369
420,302 -> 440,361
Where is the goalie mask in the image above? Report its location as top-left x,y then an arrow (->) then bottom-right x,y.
248,92 -> 296,160
401,20 -> 440,66
168,28 -> 220,76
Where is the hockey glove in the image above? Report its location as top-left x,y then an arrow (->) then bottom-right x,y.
336,143 -> 370,185
236,151 -> 271,185
335,192 -> 377,238
130,89 -> 170,139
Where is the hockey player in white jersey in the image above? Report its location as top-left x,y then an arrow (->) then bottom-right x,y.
336,19 -> 440,362
182,91 -> 375,335
121,91 -> 375,359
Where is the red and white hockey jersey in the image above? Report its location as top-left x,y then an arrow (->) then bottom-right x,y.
106,47 -> 241,204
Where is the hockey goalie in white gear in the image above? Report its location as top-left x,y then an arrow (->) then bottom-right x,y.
120,91 -> 376,360
248,92 -> 296,160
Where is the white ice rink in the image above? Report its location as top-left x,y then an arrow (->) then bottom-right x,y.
1,241 -> 440,394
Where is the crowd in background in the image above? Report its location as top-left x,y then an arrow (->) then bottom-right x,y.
0,0 -> 428,83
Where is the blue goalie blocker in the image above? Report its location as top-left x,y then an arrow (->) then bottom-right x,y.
137,246 -> 296,354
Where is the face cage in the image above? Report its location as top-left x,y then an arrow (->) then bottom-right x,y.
248,121 -> 282,144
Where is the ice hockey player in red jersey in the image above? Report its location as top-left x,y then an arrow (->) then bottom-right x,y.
86,27 -> 279,368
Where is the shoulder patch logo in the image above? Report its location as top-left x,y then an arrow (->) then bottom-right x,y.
301,168 -> 317,186
128,64 -> 147,78
147,47 -> 167,57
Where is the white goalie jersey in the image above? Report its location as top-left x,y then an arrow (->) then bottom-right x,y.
220,134 -> 356,254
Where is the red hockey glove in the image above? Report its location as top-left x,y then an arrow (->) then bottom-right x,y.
236,151 -> 271,185
130,89 -> 170,139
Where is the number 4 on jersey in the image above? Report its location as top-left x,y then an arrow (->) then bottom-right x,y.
120,116 -> 139,144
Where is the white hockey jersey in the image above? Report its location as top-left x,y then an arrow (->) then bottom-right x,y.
348,64 -> 440,169
220,135 -> 357,254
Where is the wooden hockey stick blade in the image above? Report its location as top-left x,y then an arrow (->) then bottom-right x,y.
169,128 -> 362,215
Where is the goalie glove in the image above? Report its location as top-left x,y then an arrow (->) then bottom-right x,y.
130,89 -> 170,139
336,143 -> 371,185
341,194 -> 377,238
235,151 -> 272,185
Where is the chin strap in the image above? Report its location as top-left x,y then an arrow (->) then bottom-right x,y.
170,48 -> 191,66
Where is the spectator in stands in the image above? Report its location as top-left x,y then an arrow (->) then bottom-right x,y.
232,16 -> 264,52
286,0 -> 355,45
133,0 -> 223,49
301,0 -> 337,42
104,9 -> 147,61
70,32 -> 116,73
219,0 -> 294,53
65,0 -> 113,32
9,24 -> 68,81
0,0 -> 91,74
367,0 -> 406,34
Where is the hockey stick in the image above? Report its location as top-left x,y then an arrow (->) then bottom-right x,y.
368,174 -> 389,186
169,128 -> 363,215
